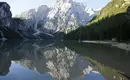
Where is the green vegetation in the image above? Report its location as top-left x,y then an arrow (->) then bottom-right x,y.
64,0 -> 130,41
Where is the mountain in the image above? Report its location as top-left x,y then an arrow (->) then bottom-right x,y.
65,0 -> 130,41
44,0 -> 96,33
0,2 -> 54,40
0,2 -> 23,40
17,0 -> 97,34
0,0 -> 97,40
17,5 -> 50,25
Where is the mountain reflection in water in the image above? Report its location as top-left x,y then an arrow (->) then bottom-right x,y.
0,40 -> 129,80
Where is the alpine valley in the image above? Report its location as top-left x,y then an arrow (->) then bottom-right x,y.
1,0 -> 130,80
0,0 -> 98,40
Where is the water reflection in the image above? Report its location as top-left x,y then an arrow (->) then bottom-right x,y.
0,40 -> 129,80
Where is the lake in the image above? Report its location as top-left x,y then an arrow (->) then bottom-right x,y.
0,40 -> 130,80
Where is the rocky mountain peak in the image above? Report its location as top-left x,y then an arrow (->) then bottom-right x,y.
36,5 -> 49,12
56,0 -> 72,4
0,2 -> 12,27
0,2 -> 25,40
0,2 -> 10,10
16,0 -> 97,36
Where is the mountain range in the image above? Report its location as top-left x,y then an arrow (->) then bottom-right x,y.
16,0 -> 97,34
0,0 -> 97,40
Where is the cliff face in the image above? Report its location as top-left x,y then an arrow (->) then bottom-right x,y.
0,2 -> 23,40
17,0 -> 97,34
0,0 -> 97,40
0,2 -> 54,40
0,2 -> 12,27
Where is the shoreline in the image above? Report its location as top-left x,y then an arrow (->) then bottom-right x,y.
82,40 -> 130,51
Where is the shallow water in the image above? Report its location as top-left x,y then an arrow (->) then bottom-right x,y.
0,40 -> 130,80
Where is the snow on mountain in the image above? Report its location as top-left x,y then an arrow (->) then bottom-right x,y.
85,8 -> 96,16
17,0 -> 97,34
44,0 -> 97,33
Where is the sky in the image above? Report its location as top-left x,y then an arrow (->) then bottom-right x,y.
0,0 -> 111,16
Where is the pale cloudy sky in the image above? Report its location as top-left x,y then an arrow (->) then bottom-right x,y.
0,0 -> 111,16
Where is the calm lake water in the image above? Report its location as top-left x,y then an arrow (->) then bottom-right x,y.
0,40 -> 130,80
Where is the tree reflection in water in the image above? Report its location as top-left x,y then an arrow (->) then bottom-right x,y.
0,40 -> 129,80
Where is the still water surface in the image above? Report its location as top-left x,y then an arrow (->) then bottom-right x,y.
0,40 -> 130,80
